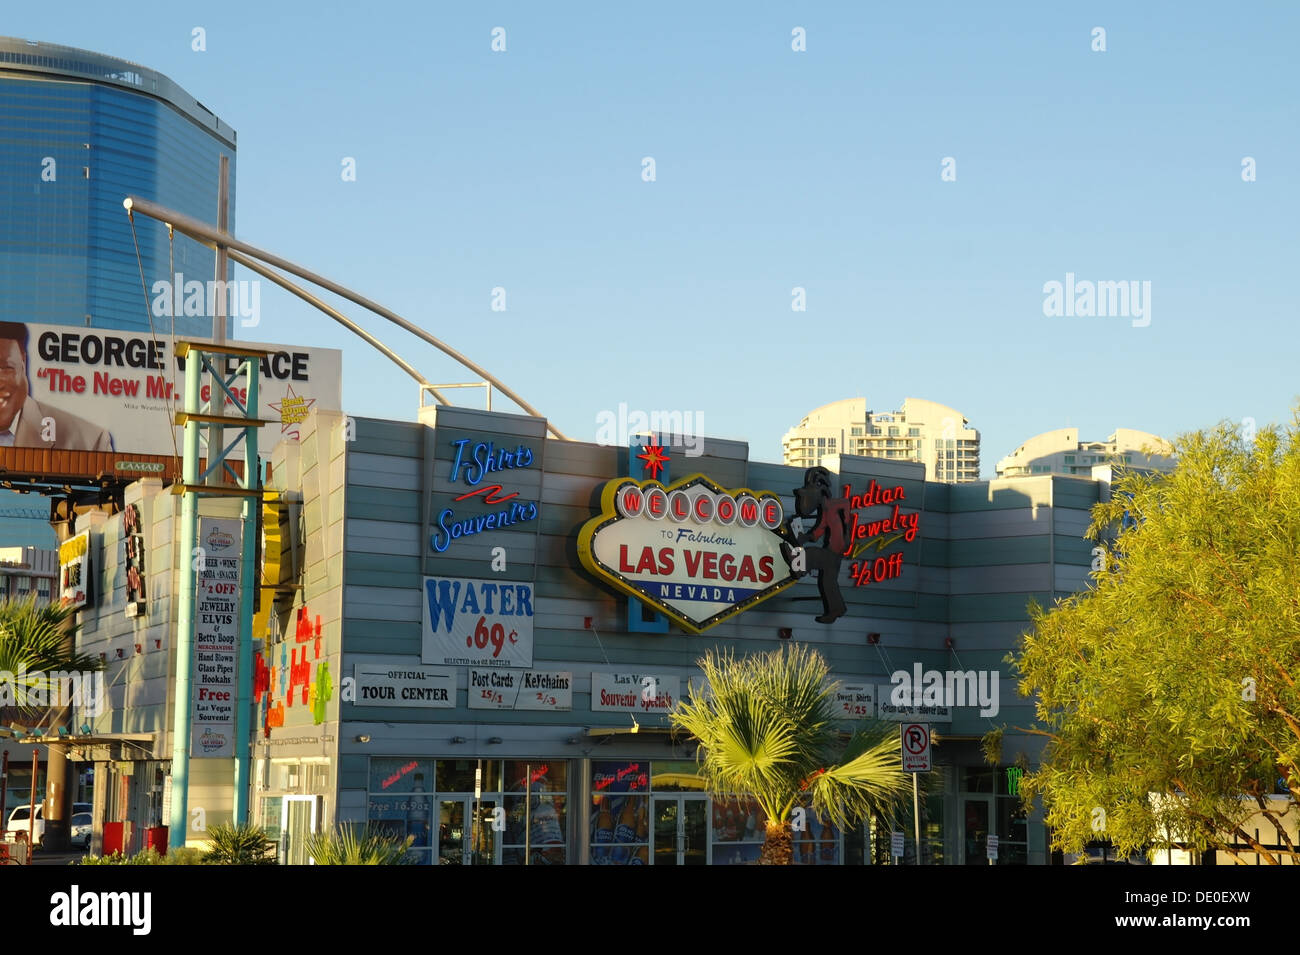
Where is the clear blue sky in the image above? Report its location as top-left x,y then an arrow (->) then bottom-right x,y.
11,1 -> 1298,476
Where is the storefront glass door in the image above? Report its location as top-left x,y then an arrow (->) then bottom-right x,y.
651,795 -> 707,865
962,795 -> 1029,864
960,767 -> 1028,865
438,798 -> 500,865
963,797 -> 991,865
961,795 -> 1019,867
281,795 -> 318,864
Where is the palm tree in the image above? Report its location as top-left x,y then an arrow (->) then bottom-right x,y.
670,643 -> 909,864
0,593 -> 101,722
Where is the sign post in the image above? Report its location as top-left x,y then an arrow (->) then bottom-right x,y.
474,762 -> 483,865
168,345 -> 202,849
901,722 -> 931,865
168,342 -> 269,848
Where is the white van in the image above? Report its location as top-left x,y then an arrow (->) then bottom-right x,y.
5,803 -> 92,848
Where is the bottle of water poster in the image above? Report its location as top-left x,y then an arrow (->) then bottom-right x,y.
407,773 -> 429,848
612,798 -> 638,864
532,795 -> 563,845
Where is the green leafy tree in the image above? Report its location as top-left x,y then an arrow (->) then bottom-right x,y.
670,643 -> 909,864
0,593 -> 101,720
1004,415 -> 1300,864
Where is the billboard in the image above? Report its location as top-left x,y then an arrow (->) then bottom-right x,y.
0,320 -> 341,457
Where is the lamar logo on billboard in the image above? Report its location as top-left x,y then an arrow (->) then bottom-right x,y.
578,474 -> 796,633
206,528 -> 235,552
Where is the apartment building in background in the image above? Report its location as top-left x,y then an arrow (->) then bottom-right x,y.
996,427 -> 1174,478
782,397 -> 981,482
0,545 -> 57,603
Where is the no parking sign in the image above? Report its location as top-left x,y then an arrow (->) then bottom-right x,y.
901,722 -> 931,772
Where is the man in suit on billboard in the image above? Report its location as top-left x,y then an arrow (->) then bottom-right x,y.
0,322 -> 114,452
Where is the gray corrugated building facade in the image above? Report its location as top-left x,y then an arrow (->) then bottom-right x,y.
73,404 -> 1109,865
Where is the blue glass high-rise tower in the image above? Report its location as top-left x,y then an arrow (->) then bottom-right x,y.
0,37 -> 237,543
0,36 -> 236,334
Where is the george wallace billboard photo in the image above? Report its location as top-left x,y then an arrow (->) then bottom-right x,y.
0,321 -> 341,460
0,321 -> 114,451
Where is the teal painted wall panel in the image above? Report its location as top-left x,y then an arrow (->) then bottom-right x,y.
344,565 -> 422,589
1052,478 -> 1102,510
338,755 -> 368,792
1053,534 -> 1096,565
950,480 -> 1051,511
947,592 -> 1051,623
745,462 -> 803,494
343,618 -> 423,655
345,486 -> 421,521
350,418 -> 425,457
948,536 -> 1050,567
918,538 -> 951,566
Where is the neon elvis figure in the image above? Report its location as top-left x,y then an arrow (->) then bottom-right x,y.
782,466 -> 850,623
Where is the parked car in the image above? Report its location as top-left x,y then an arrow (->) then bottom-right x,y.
69,812 -> 93,850
5,803 -> 92,848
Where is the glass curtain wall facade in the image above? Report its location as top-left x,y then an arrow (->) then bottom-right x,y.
0,37 -> 236,335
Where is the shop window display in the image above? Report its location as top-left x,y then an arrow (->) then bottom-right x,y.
365,758 -> 435,865
260,796 -> 282,844
709,795 -> 765,865
870,769 -> 944,864
588,761 -> 843,865
366,758 -> 571,865
590,759 -> 651,865
437,758 -> 500,793
502,761 -> 569,865
589,793 -> 649,865
367,773 -> 433,862
712,797 -> 840,865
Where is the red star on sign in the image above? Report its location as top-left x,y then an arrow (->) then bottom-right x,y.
637,441 -> 670,480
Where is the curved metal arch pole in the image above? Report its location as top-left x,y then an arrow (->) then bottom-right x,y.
123,196 -> 569,441
227,249 -> 447,403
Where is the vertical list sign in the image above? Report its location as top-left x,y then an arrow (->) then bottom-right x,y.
191,517 -> 243,758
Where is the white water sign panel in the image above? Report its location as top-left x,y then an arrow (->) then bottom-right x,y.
421,576 -> 535,668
